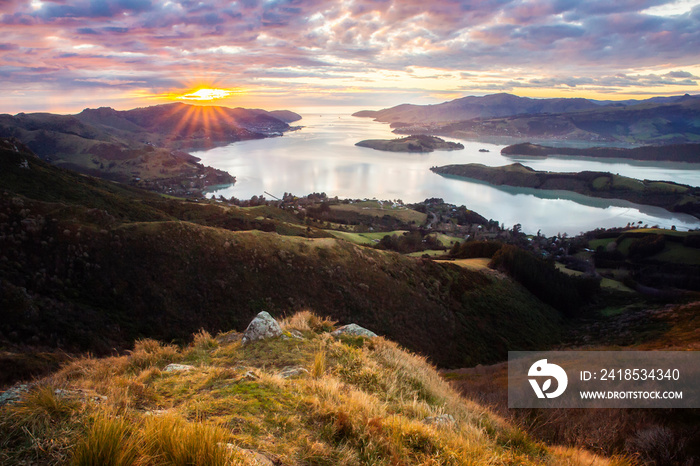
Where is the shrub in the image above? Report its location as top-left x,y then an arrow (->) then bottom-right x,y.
489,245 -> 599,316
628,235 -> 665,259
625,425 -> 689,465
451,240 -> 503,259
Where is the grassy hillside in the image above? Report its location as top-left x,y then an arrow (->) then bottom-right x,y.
446,301 -> 700,464
0,312 -> 623,465
0,139 -> 563,375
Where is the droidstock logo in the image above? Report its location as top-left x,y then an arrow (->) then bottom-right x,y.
528,359 -> 568,399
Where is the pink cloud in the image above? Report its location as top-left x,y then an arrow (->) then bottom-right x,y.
0,0 -> 697,112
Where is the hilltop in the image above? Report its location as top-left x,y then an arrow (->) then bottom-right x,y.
0,311 -> 619,465
0,103 -> 301,197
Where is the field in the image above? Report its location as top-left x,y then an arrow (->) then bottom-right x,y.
325,229 -> 409,245
436,258 -> 493,272
330,201 -> 427,224
554,263 -> 634,292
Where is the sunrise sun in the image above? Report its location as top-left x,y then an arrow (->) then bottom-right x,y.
177,88 -> 234,101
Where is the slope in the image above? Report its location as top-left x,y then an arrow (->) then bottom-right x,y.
0,312 -> 621,465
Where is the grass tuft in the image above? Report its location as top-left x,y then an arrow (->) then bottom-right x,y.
192,329 -> 219,351
14,385 -> 76,428
71,413 -> 139,466
128,339 -> 179,372
281,310 -> 337,333
311,348 -> 326,379
142,414 -> 236,465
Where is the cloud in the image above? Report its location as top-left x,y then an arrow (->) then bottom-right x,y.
34,0 -> 154,19
0,0 -> 698,112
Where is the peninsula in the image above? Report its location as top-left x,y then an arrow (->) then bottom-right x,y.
355,135 -> 464,152
431,163 -> 700,219
501,142 -> 700,163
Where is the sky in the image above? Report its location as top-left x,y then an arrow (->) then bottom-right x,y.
1,0 -> 700,113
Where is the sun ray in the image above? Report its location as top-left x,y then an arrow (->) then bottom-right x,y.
166,104 -> 199,147
208,105 -> 229,144
200,105 -> 214,146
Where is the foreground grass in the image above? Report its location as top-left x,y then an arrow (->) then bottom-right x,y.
0,312 -> 623,465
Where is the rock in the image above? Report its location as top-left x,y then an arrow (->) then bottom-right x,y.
241,371 -> 259,381
163,364 -> 195,372
281,329 -> 305,341
423,414 -> 456,427
242,311 -> 282,345
224,444 -> 277,466
54,388 -> 108,403
278,366 -> 309,379
0,384 -> 30,406
331,323 -> 377,338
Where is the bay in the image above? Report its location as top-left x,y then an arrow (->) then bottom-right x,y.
193,111 -> 700,236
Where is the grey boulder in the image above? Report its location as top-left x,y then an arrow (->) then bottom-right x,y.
242,311 -> 283,345
331,323 -> 377,338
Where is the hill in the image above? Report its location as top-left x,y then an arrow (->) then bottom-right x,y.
0,103 -> 301,196
394,96 -> 700,145
0,139 -> 564,377
353,93 -> 700,145
0,312 -> 618,465
355,135 -> 464,152
353,93 -> 601,124
501,142 -> 700,162
431,163 -> 700,219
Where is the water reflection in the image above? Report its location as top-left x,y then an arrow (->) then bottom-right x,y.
192,112 -> 700,236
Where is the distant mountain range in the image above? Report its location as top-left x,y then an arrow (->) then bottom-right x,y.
354,93 -> 602,123
354,93 -> 700,145
0,103 -> 301,195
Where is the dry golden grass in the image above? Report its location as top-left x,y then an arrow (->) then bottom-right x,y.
0,311 -> 628,466
280,309 -> 337,333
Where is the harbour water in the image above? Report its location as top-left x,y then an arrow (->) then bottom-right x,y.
192,111 -> 700,236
